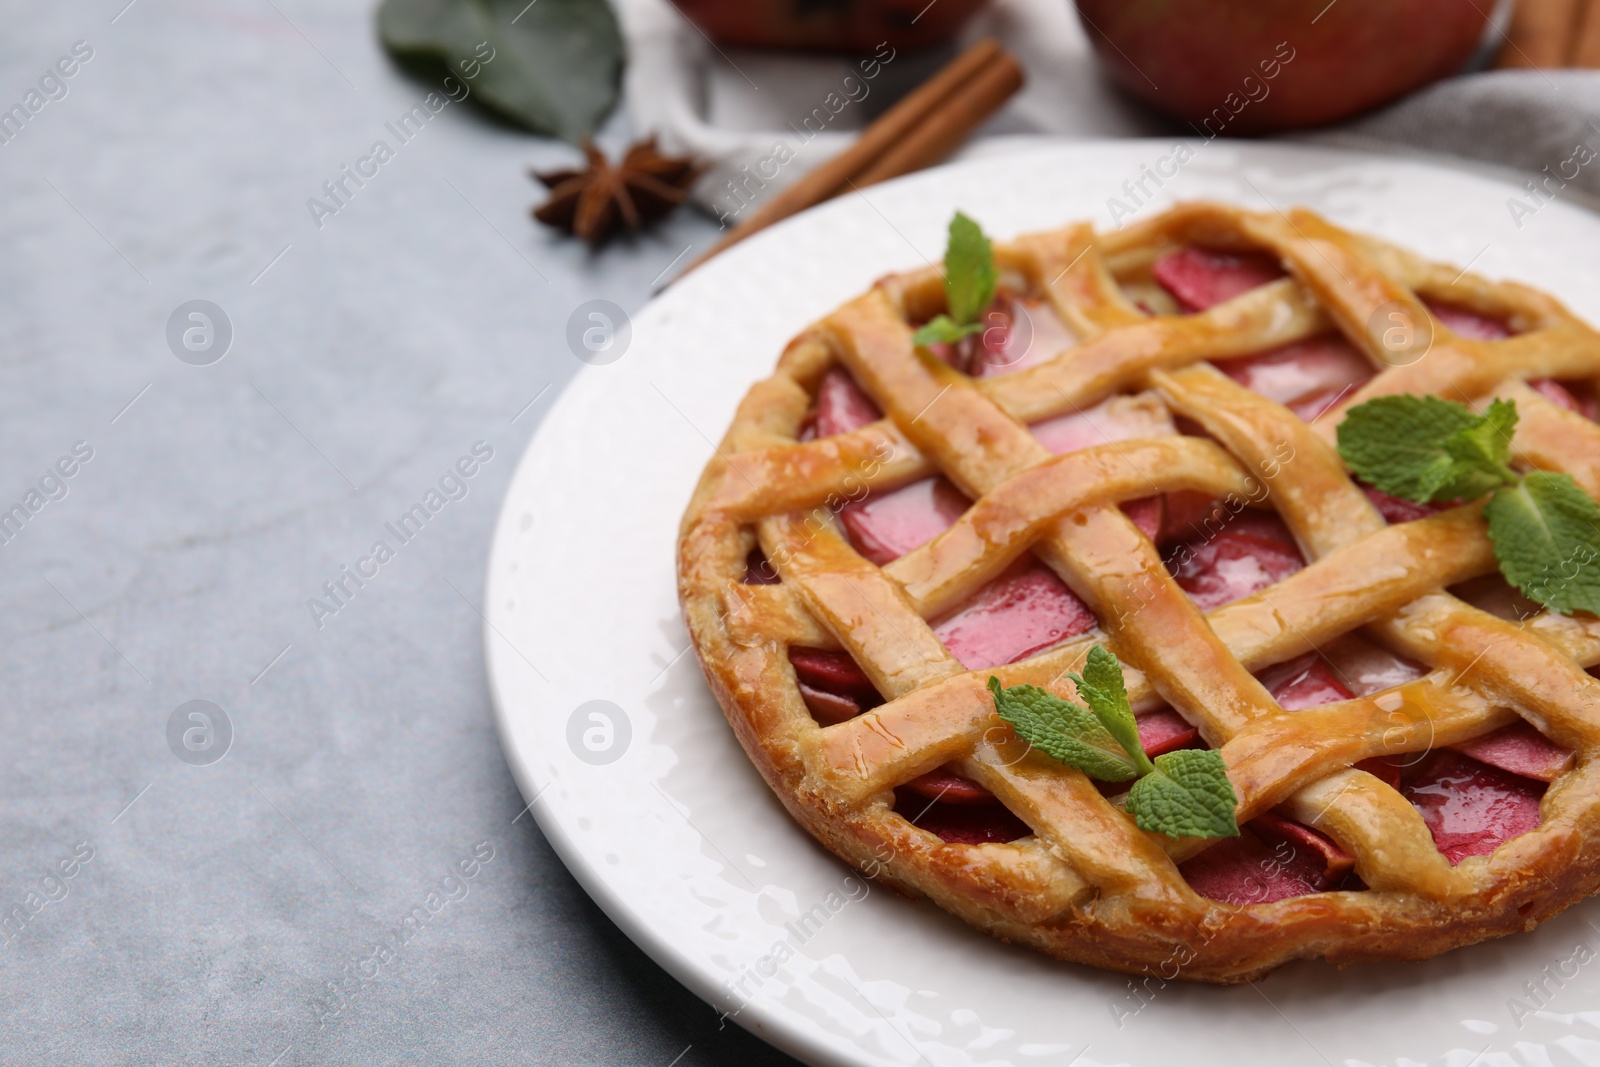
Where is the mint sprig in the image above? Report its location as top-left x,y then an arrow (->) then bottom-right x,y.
985,676 -> 1142,782
1337,395 -> 1600,616
1064,645 -> 1148,776
913,211 -> 996,347
988,646 -> 1239,839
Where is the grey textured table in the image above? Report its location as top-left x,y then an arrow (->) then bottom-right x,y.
0,1 -> 800,1062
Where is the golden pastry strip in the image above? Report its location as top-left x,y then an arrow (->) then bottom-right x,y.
710,421 -> 925,519
1152,363 -> 1374,553
888,437 -> 1250,616
1372,595 -> 1600,755
1493,379 -> 1600,497
985,278 -> 1328,424
761,512 -> 959,700
1214,680 -> 1514,848
963,736 -> 1202,908
1284,770 -> 1477,899
1023,222 -> 1146,336
1319,326 -> 1600,436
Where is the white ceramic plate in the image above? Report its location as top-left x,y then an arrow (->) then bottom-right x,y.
487,141 -> 1600,1067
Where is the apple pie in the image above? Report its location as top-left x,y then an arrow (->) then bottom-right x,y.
675,202 -> 1600,982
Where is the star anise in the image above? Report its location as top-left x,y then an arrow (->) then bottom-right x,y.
531,136 -> 700,245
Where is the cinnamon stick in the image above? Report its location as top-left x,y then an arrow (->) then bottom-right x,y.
679,39 -> 1022,277
1495,0 -> 1582,68
851,51 -> 1023,187
1572,0 -> 1600,66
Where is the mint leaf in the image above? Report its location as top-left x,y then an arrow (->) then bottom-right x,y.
1126,749 -> 1240,839
1066,645 -> 1153,776
1485,471 -> 1600,615
942,211 -> 997,327
913,314 -> 983,347
987,677 -> 1140,782
1437,398 -> 1519,501
1337,395 -> 1518,503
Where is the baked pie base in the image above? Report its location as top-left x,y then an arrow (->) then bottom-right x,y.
676,202 -> 1600,983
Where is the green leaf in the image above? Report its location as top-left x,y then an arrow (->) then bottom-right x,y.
378,0 -> 623,141
1484,471 -> 1600,615
1337,395 -> 1518,504
942,212 -> 997,327
987,677 -> 1140,782
1126,749 -> 1240,839
912,315 -> 984,347
1436,397 -> 1519,501
1065,645 -> 1153,776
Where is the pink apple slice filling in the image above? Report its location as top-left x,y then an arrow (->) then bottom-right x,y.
813,364 -> 1100,676
1181,806 -> 1360,908
1317,612 -> 1571,785
903,563 -> 1097,819
812,366 -> 884,438
1403,751 -> 1545,865
1151,247 -> 1285,313
789,646 -> 875,692
931,563 -> 1096,671
840,477 -> 970,567
892,790 -> 1032,844
1168,509 -> 1306,611
1136,707 -> 1200,756
1362,485 -> 1446,525
1160,490 -> 1228,546
1426,300 -> 1510,341
1028,391 -> 1176,457
1152,245 -> 1376,421
1453,724 -> 1572,783
1258,651 -> 1354,711
810,365 -> 975,568
1153,256 -> 1596,427
743,546 -> 781,585
919,294 -> 1077,379
1169,523 -> 1554,899
1178,827 -> 1331,906
900,768 -> 995,807
794,682 -> 861,726
968,295 -> 1077,378
1216,336 -> 1375,421
788,646 -> 881,725
1028,391 -> 1172,540
1251,812 -> 1355,883
1322,633 -> 1425,696
1181,664 -> 1553,899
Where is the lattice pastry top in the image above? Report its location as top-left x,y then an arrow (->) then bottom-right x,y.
676,202 -> 1600,983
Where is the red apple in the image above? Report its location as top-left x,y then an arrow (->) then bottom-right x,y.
672,0 -> 990,53
1073,0 -> 1491,133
